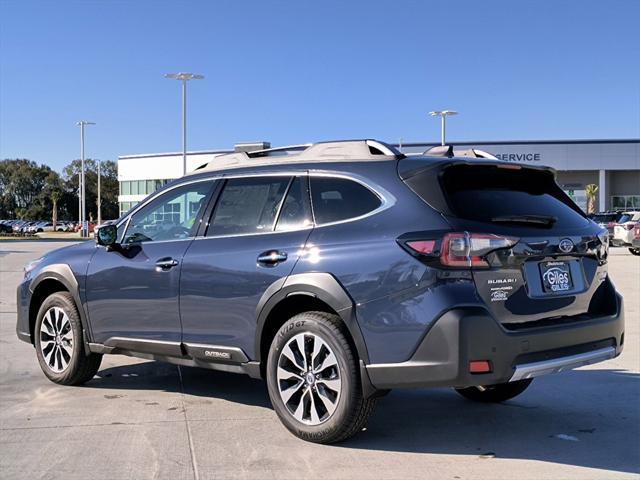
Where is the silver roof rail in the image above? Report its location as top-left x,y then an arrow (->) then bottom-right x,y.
192,139 -> 401,174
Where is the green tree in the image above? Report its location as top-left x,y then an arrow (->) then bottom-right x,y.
62,159 -> 119,221
41,171 -> 64,228
0,159 -> 54,219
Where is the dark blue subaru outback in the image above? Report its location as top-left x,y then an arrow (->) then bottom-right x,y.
16,140 -> 624,443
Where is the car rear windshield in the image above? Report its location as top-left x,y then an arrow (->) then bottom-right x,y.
437,164 -> 589,228
591,214 -> 617,223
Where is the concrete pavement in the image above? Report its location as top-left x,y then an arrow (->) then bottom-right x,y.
1,240 -> 638,479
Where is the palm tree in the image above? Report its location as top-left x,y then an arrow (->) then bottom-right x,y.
585,184 -> 599,214
51,190 -> 61,230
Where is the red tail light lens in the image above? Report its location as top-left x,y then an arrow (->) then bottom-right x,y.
405,240 -> 436,254
403,232 -> 518,268
624,223 -> 635,231
635,226 -> 640,239
441,232 -> 518,268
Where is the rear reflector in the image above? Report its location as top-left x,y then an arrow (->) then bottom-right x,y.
469,360 -> 492,373
406,240 -> 436,254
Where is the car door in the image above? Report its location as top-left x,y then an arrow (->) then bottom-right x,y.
179,174 -> 313,360
85,178 -> 216,353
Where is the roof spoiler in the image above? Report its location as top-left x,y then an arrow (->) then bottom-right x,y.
424,145 -> 498,160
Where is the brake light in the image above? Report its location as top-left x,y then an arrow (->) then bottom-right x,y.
635,225 -> 640,239
623,223 -> 635,231
403,232 -> 518,268
441,232 -> 518,268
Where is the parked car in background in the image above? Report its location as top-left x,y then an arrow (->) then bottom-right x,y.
74,222 -> 96,233
12,220 -> 28,232
628,223 -> 640,256
0,221 -> 13,233
55,222 -> 74,232
613,211 -> 640,246
590,211 -> 625,242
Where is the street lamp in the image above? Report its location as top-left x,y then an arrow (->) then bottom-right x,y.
429,110 -> 458,145
164,73 -> 204,176
97,160 -> 101,226
76,121 -> 95,237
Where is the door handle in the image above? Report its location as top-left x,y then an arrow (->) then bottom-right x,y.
155,257 -> 179,271
257,250 -> 288,266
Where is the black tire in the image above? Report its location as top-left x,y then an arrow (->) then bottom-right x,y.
455,379 -> 533,403
266,311 -> 376,444
34,292 -> 102,385
629,248 -> 640,256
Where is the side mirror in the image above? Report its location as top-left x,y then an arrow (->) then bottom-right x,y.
96,224 -> 118,248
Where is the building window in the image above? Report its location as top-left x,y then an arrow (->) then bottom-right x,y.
119,179 -> 170,198
612,195 -> 640,209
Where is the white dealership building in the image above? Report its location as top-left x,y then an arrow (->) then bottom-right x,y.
118,139 -> 640,216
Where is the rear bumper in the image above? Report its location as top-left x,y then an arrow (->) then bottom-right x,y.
632,239 -> 640,248
365,293 -> 624,389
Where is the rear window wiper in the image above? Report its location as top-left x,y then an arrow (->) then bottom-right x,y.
491,214 -> 558,226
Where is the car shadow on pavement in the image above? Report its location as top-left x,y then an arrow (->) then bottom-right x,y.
92,360 -> 272,409
351,368 -> 640,475
90,362 -> 639,474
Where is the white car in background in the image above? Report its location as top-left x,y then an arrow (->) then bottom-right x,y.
29,221 -> 56,233
613,211 -> 640,246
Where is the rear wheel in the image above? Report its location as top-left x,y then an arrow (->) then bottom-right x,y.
34,292 -> 102,385
455,379 -> 533,403
266,311 -> 376,444
629,248 -> 640,256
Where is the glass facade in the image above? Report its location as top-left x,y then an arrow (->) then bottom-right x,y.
118,179 -> 171,216
611,195 -> 640,209
119,179 -> 169,197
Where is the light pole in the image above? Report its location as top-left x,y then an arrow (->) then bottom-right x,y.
164,73 -> 204,176
76,121 -> 95,237
429,110 -> 458,145
97,160 -> 101,226
78,173 -> 82,227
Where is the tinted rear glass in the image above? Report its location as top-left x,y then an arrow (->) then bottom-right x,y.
310,177 -> 381,224
439,165 -> 589,228
591,214 -> 617,223
208,177 -> 290,236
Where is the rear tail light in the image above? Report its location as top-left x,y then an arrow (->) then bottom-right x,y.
623,223 -> 635,231
403,232 -> 518,269
635,225 -> 640,239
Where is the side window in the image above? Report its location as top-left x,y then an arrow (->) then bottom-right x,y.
275,176 -> 313,231
208,177 -> 291,236
123,181 -> 213,243
310,177 -> 382,224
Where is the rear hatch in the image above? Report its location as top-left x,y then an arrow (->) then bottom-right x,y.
399,159 -> 613,328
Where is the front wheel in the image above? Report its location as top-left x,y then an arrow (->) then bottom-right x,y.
629,248 -> 640,256
266,311 -> 376,444
34,292 -> 102,385
455,379 -> 533,403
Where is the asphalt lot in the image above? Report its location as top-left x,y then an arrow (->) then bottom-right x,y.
0,241 -> 638,480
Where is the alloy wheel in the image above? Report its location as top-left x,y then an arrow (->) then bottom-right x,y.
39,307 -> 74,373
276,332 -> 342,425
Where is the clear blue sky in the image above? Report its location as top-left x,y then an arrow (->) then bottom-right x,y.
1,0 -> 639,171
